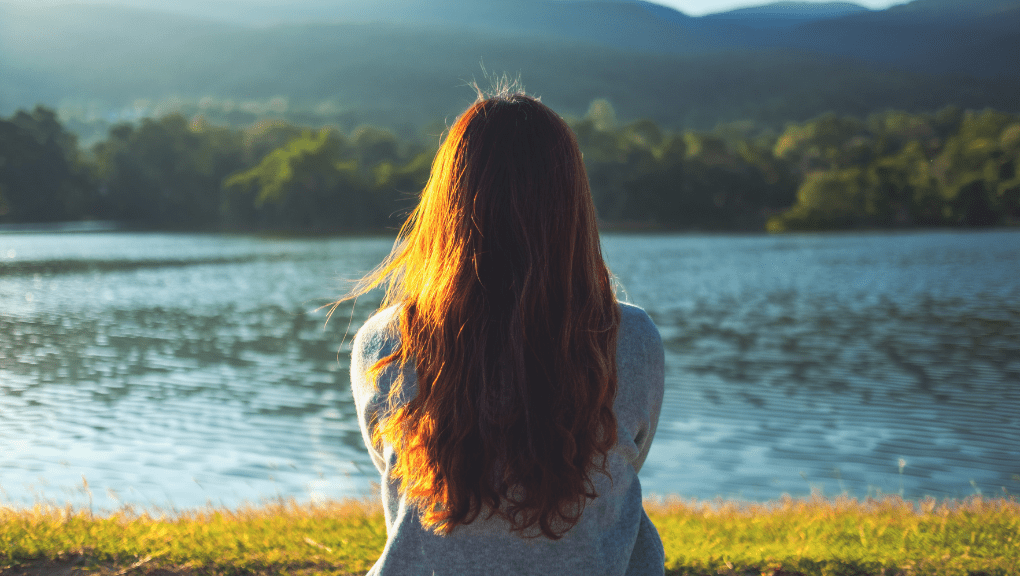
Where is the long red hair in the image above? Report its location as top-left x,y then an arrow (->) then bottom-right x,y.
347,92 -> 619,539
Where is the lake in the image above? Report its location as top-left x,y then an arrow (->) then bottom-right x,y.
1,230 -> 1018,510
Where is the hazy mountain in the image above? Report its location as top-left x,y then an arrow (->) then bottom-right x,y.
884,0 -> 1020,17
700,1 -> 871,28
0,0 -> 1017,133
778,0 -> 1020,77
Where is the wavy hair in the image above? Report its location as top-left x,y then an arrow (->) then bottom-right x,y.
344,91 -> 619,539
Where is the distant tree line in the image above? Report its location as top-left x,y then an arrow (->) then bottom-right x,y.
1,103 -> 1018,232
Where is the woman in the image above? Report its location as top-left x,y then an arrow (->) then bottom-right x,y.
346,90 -> 665,575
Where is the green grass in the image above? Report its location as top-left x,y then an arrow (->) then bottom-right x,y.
648,496 -> 1020,576
1,496 -> 1017,575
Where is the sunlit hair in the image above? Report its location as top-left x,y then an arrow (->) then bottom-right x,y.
342,90 -> 619,539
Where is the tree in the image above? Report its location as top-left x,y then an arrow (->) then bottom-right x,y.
0,106 -> 93,223
774,113 -> 869,172
767,168 -> 871,231
931,110 -> 1018,225
92,114 -> 246,227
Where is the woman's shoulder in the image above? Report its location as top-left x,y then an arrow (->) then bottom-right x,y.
355,305 -> 401,342
617,301 -> 662,348
352,302 -> 661,370
350,306 -> 402,388
615,301 -> 665,391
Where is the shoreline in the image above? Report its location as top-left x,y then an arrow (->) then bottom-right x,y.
3,492 -> 1017,516
2,220 -> 1019,237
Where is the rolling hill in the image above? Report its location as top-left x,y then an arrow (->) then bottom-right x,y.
0,0 -> 1017,134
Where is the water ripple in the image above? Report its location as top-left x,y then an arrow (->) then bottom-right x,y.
2,230 -> 1019,508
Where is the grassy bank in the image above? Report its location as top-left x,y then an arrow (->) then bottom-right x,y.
1,496 -> 1017,575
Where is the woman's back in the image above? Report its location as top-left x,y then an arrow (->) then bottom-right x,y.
351,301 -> 665,576
340,89 -> 666,575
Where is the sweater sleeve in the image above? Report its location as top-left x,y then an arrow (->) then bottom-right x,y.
617,302 -> 666,474
632,336 -> 664,474
350,306 -> 402,474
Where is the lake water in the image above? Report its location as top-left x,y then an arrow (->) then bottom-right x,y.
1,230 -> 1018,510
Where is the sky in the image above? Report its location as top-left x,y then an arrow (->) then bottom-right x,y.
659,0 -> 913,16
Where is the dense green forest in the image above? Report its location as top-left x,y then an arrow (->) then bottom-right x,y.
1,102 -> 1018,232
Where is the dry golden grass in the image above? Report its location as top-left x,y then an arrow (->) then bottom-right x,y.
0,498 -> 385,575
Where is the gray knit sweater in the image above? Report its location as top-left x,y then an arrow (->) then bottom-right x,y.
351,302 -> 666,576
